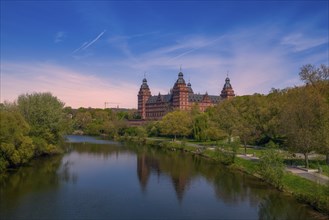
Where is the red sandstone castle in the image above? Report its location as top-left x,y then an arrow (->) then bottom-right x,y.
138,71 -> 235,120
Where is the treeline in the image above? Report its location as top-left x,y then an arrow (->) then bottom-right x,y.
63,107 -> 138,137
0,93 -> 139,172
1,64 -> 328,172
139,64 -> 329,167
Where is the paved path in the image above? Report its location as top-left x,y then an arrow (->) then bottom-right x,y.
237,154 -> 329,185
285,166 -> 329,185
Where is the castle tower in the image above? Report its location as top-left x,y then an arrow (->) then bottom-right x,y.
138,78 -> 151,119
220,76 -> 235,99
187,81 -> 194,94
172,71 -> 189,110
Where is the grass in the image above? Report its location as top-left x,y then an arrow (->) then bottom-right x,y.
236,147 -> 267,157
233,157 -> 259,175
282,173 -> 329,214
233,157 -> 329,215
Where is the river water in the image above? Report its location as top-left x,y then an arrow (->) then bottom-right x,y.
0,135 -> 325,220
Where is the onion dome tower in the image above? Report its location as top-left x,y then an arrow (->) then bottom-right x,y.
187,81 -> 194,94
172,69 -> 189,110
138,78 -> 151,119
220,76 -> 235,99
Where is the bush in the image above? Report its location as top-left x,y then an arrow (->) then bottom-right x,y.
214,141 -> 239,165
258,149 -> 285,189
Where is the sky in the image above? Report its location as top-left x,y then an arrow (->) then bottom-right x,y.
1,0 -> 328,109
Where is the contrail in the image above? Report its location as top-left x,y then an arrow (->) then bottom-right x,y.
82,30 -> 106,50
167,36 -> 222,62
72,42 -> 88,54
72,30 -> 106,54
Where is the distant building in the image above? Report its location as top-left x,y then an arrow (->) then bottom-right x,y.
138,71 -> 235,120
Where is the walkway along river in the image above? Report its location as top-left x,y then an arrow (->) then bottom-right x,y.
0,135 -> 326,220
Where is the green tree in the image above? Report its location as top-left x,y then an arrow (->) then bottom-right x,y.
210,99 -> 239,143
17,92 -> 65,156
280,87 -> 325,168
299,64 -> 329,164
74,111 -> 92,131
159,110 -> 192,140
258,148 -> 285,190
0,109 -> 34,171
311,81 -> 329,164
145,121 -> 161,137
192,112 -> 210,141
204,122 -> 227,142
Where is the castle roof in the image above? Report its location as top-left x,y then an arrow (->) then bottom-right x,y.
146,94 -> 172,104
140,78 -> 150,90
176,71 -> 186,84
223,77 -> 232,89
187,82 -> 193,94
188,94 -> 222,103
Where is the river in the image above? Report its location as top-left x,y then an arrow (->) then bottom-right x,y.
0,135 -> 325,219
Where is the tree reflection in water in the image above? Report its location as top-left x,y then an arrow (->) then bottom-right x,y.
135,146 -> 323,219
0,140 -> 324,220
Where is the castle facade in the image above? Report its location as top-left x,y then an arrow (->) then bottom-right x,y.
138,71 -> 235,120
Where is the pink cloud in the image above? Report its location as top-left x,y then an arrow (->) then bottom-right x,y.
1,62 -> 137,109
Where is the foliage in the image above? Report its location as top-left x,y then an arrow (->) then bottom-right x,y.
258,148 -> 285,190
159,110 -> 192,139
124,126 -> 147,138
280,85 -> 328,167
17,92 -> 65,156
209,99 -> 239,143
145,121 -> 161,137
213,141 -> 239,165
0,109 -> 34,171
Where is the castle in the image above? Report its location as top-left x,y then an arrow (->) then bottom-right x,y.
137,70 -> 235,120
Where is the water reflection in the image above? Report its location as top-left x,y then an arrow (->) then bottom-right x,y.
134,147 -> 324,219
0,156 -> 62,211
0,137 -> 325,220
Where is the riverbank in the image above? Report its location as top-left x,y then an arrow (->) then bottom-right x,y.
120,136 -> 329,216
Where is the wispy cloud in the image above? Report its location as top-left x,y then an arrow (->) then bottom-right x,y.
111,27 -> 326,97
166,36 -> 222,62
108,31 -> 159,43
280,33 -> 328,52
72,30 -> 106,54
54,31 -> 65,43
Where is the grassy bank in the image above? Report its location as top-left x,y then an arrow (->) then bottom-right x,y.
121,136 -> 329,215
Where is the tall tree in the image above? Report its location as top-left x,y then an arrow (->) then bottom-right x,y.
280,86 -> 326,168
17,92 -> 65,155
234,96 -> 262,154
160,110 -> 192,140
314,81 -> 329,164
299,64 -> 329,164
210,99 -> 239,143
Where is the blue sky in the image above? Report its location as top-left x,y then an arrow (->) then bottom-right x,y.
1,1 -> 328,108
